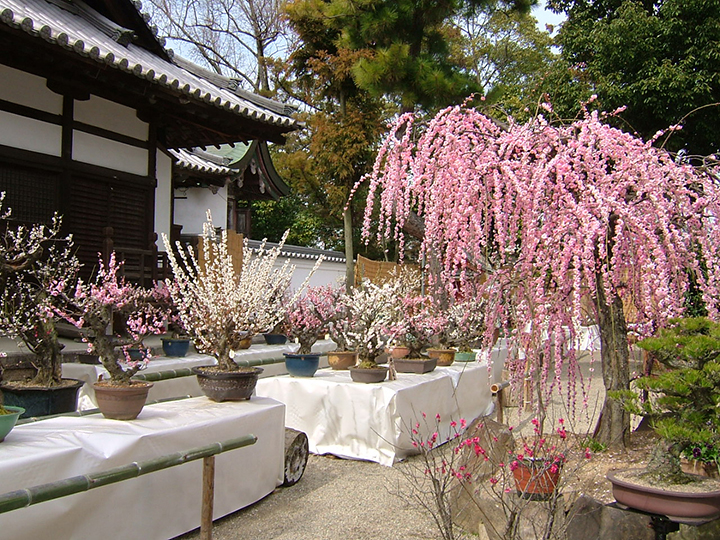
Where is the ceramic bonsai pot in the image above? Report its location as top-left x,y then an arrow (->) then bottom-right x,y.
349,365 -> 389,383
284,353 -> 320,377
93,380 -> 154,420
327,351 -> 358,370
454,351 -> 476,362
238,337 -> 253,349
394,357 -> 437,374
192,366 -> 263,401
0,379 -> 84,418
427,348 -> 455,366
263,333 -> 288,345
607,469 -> 720,524
388,346 -> 411,359
0,406 -> 24,442
161,337 -> 191,357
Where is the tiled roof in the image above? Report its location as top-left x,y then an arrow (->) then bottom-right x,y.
169,148 -> 236,176
0,0 -> 299,131
246,239 -> 347,264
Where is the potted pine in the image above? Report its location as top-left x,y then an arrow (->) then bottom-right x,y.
608,317 -> 720,522
284,285 -> 337,377
0,195 -> 84,417
162,213 -> 322,401
48,253 -> 167,420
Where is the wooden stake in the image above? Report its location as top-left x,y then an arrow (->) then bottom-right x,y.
200,456 -> 215,540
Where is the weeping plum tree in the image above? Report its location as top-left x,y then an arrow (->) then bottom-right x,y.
361,102 -> 720,448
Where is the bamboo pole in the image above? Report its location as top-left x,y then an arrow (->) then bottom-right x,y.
201,456 -> 216,540
0,434 -> 257,515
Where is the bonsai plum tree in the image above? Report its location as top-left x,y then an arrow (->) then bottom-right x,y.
361,101 -> 720,448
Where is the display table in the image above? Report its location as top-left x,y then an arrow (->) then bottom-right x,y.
255,363 -> 494,467
63,340 -> 338,410
0,396 -> 285,540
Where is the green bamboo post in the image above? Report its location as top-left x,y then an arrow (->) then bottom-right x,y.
0,434 -> 257,516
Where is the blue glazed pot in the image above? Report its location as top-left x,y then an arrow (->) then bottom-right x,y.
284,353 -> 320,377
162,338 -> 191,357
263,333 -> 288,345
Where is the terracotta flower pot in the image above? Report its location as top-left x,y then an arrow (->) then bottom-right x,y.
327,351 -> 358,370
427,348 -> 455,366
192,366 -> 263,401
512,459 -> 562,500
93,380 -> 153,420
388,346 -> 410,359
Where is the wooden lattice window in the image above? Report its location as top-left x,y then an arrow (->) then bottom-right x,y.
0,163 -> 60,225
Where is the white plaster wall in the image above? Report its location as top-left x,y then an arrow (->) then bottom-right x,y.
72,131 -> 148,176
0,111 -> 62,156
74,95 -> 148,140
284,258 -> 347,292
0,65 -> 63,114
155,150 -> 173,250
173,186 -> 228,234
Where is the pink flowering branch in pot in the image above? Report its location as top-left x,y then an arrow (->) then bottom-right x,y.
286,284 -> 338,354
48,253 -> 166,385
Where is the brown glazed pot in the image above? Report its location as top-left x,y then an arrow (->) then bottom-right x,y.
394,357 -> 437,374
93,380 -> 154,420
349,365 -> 389,383
427,349 -> 455,366
192,366 -> 263,401
327,351 -> 358,370
607,469 -> 720,525
512,459 -> 562,501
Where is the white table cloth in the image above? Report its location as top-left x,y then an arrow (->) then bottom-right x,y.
256,362 -> 494,467
63,340 -> 338,410
0,396 -> 285,540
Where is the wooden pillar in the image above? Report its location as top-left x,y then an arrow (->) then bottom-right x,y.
200,456 -> 215,540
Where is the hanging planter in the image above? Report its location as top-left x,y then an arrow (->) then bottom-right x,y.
0,406 -> 25,442
93,381 -> 154,420
192,366 -> 263,402
284,353 -> 320,377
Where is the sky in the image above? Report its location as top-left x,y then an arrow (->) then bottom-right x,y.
532,1 -> 567,34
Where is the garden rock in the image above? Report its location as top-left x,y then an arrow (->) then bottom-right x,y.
449,417 -> 515,533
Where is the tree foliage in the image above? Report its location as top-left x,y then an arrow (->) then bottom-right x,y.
546,0 -> 720,156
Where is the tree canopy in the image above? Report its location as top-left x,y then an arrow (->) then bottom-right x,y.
546,0 -> 720,156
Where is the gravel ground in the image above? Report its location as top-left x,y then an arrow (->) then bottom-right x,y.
173,454 -> 445,540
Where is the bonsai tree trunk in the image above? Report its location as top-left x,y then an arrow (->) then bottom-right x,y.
30,318 -> 63,386
593,271 -> 630,449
